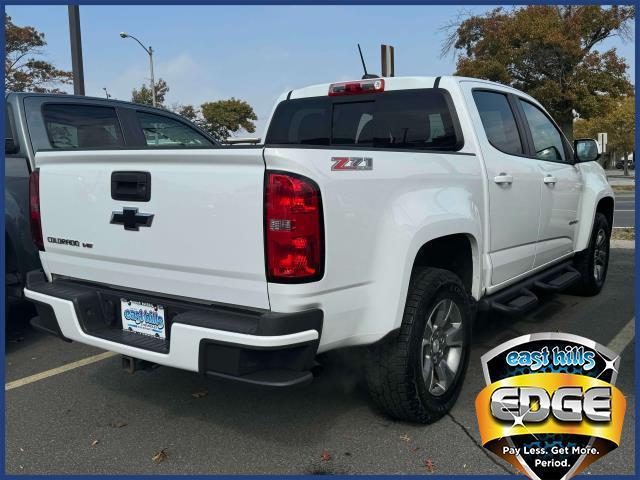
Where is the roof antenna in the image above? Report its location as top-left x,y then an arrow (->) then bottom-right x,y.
358,44 -> 379,80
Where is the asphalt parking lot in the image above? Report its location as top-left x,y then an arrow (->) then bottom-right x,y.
5,248 -> 635,475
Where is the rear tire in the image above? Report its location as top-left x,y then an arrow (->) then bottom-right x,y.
570,212 -> 610,296
365,267 -> 472,424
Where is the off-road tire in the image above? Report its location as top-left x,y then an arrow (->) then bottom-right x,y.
365,267 -> 472,424
570,213 -> 610,296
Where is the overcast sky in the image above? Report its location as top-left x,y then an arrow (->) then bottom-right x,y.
7,4 -> 636,136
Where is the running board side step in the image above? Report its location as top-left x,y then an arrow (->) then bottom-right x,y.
533,266 -> 581,292
490,287 -> 538,315
479,261 -> 581,316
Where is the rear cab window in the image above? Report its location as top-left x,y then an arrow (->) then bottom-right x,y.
42,104 -> 125,149
136,111 -> 214,147
472,91 -> 523,155
266,88 -> 463,151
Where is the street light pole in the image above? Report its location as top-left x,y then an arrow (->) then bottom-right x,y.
148,46 -> 156,107
120,32 -> 156,107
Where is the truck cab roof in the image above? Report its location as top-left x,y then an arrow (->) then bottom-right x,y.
288,75 -> 538,104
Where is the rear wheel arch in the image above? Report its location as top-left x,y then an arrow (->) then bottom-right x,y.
411,233 -> 478,297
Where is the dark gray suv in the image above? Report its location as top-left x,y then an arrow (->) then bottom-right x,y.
5,93 -> 218,308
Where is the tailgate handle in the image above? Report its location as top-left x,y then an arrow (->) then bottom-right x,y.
111,171 -> 151,202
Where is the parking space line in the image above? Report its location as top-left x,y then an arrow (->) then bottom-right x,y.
607,317 -> 635,355
5,351 -> 117,391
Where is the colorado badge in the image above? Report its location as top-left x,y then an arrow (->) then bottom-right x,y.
475,332 -> 626,480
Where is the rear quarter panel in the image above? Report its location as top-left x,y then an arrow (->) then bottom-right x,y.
265,146 -> 484,352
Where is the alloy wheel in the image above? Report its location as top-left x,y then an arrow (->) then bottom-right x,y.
593,228 -> 609,283
421,298 -> 464,396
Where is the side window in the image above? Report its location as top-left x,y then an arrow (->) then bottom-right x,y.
519,100 -> 565,162
42,104 -> 124,149
5,104 -> 18,154
136,111 -> 213,147
473,91 -> 523,155
5,105 -> 11,140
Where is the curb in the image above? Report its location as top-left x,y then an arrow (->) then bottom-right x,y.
611,239 -> 635,249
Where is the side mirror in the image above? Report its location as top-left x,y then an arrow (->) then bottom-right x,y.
5,137 -> 18,154
574,138 -> 601,163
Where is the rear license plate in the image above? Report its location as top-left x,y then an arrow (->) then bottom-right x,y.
121,299 -> 166,339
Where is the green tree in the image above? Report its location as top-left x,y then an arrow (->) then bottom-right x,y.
443,5 -> 634,139
574,96 -> 635,174
170,99 -> 258,142
200,98 -> 257,141
5,14 -> 72,93
174,104 -> 198,122
131,78 -> 169,107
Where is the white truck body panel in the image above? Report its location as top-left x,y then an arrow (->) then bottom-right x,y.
35,148 -> 270,309
265,145 -> 484,351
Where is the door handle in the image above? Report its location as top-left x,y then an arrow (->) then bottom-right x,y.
111,171 -> 151,202
543,175 -> 558,185
494,173 -> 513,185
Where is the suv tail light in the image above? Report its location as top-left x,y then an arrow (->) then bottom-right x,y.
29,169 -> 44,251
265,172 -> 323,282
329,78 -> 385,96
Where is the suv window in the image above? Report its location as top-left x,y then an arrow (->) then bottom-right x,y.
266,89 -> 462,151
473,91 -> 523,155
519,100 -> 566,162
42,104 -> 124,149
136,111 -> 213,147
5,105 -> 13,142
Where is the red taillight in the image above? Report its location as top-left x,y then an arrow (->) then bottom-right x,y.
328,78 -> 385,96
29,169 -> 44,251
265,172 -> 323,282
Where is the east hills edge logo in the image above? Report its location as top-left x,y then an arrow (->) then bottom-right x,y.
475,333 -> 626,480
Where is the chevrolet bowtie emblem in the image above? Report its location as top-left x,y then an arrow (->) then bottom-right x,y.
110,207 -> 154,231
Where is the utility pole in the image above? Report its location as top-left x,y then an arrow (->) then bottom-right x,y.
148,46 -> 156,107
68,6 -> 85,95
381,44 -> 395,77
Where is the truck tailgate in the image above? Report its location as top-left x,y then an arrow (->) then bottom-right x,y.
35,148 -> 269,309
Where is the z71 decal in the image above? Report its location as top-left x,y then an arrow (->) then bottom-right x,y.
331,157 -> 373,171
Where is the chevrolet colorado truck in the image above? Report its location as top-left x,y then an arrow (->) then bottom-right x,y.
5,92 -> 217,307
24,76 -> 613,423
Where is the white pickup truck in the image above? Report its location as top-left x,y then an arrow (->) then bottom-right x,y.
24,76 -> 613,423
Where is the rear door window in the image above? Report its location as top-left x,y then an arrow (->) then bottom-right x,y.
42,104 -> 125,149
136,111 -> 213,147
472,91 -> 523,155
266,89 -> 462,151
